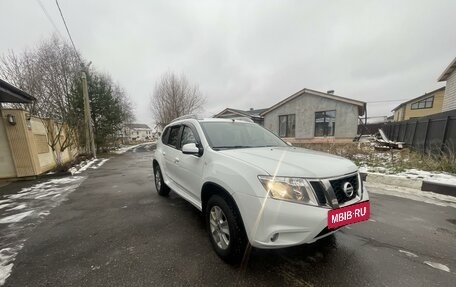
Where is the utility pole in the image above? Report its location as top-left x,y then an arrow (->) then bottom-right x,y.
81,71 -> 96,158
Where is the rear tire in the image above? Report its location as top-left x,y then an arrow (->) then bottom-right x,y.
154,165 -> 170,196
206,195 -> 247,264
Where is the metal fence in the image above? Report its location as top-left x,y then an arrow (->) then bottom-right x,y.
383,111 -> 456,154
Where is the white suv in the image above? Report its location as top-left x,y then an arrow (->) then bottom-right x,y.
153,116 -> 370,263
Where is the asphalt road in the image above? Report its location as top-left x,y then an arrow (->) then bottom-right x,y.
2,143 -> 456,286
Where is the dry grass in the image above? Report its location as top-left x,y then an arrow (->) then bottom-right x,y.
294,142 -> 456,174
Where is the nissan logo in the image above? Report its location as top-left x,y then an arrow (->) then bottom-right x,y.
343,182 -> 354,197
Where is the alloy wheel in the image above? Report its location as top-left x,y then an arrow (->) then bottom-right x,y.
155,169 -> 162,191
209,206 -> 230,250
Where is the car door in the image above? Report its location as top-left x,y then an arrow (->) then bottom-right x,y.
161,125 -> 182,185
174,124 -> 205,202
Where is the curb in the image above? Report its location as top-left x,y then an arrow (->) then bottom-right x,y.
364,173 -> 422,189
361,172 -> 456,197
422,181 -> 456,197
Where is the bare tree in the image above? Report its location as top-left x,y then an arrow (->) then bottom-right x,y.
0,35 -> 81,165
150,72 -> 206,127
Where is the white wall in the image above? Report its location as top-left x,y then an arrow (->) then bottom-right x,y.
442,71 -> 456,112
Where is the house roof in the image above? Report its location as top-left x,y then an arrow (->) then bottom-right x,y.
391,86 -> 445,112
0,78 -> 35,103
438,56 -> 456,82
214,108 -> 268,119
260,88 -> 366,116
126,123 -> 151,129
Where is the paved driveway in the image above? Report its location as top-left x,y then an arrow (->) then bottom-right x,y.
1,143 -> 455,286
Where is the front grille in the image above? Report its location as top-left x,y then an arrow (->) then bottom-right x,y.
310,181 -> 327,205
329,174 -> 358,204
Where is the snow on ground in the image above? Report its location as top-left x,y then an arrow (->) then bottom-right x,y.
0,176 -> 85,286
69,157 -> 110,175
359,166 -> 456,187
366,182 -> 456,208
111,142 -> 155,154
111,143 -> 144,154
396,169 -> 456,185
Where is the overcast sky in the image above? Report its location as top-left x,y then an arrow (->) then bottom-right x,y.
1,0 -> 456,126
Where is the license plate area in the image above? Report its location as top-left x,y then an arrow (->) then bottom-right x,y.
328,201 -> 370,229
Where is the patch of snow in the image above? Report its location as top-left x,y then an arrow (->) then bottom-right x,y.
366,182 -> 456,208
0,204 -> 13,210
358,166 -> 368,173
424,261 -> 450,272
39,211 -> 50,217
0,263 -> 13,286
0,244 -> 23,286
399,250 -> 418,258
6,204 -> 26,211
91,158 -> 109,169
111,143 -> 143,154
0,210 -> 34,224
111,142 -> 155,154
70,158 -> 110,175
397,169 -> 456,185
74,158 -> 98,174
0,176 -> 86,285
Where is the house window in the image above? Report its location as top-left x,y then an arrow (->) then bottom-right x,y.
411,96 -> 434,110
315,110 -> 336,137
278,114 -> 295,137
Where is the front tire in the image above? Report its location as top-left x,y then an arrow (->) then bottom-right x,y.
154,165 -> 170,196
206,195 -> 247,264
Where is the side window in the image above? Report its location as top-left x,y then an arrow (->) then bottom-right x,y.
181,126 -> 197,147
161,127 -> 170,144
167,126 -> 181,148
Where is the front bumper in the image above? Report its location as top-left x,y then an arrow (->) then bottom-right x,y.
234,186 -> 369,249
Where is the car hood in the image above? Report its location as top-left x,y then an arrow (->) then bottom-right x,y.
219,146 -> 358,178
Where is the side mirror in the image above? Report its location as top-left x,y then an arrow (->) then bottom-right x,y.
182,143 -> 202,156
286,141 -> 293,147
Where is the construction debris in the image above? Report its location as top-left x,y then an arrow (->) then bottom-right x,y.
374,129 -> 405,150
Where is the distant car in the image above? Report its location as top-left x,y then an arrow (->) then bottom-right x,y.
153,116 -> 370,263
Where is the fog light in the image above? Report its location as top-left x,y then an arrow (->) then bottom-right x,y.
271,233 -> 279,242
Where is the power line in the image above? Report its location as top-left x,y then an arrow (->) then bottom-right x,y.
35,0 -> 64,39
54,0 -> 82,63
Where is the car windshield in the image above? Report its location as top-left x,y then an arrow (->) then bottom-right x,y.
200,121 -> 287,150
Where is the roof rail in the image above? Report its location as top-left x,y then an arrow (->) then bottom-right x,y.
170,114 -> 199,123
229,117 -> 254,123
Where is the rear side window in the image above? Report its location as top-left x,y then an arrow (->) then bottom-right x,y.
167,126 -> 181,148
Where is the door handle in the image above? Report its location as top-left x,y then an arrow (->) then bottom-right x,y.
174,157 -> 180,163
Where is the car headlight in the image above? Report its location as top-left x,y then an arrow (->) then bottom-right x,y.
258,176 -> 318,206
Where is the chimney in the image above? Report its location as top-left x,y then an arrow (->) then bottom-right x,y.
250,108 -> 254,111
327,90 -> 334,94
